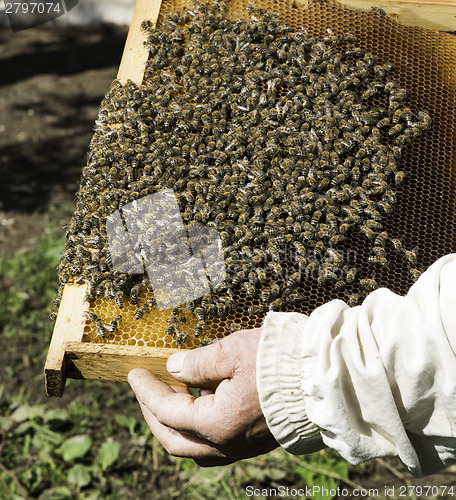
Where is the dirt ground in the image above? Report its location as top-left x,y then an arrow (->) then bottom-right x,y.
2,23 -> 456,498
0,23 -> 127,251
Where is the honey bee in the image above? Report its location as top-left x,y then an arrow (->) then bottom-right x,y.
53,289 -> 63,309
267,245 -> 281,262
286,271 -> 301,288
390,238 -> 402,251
256,268 -> 267,284
115,290 -> 124,309
83,310 -> 99,323
377,117 -> 391,129
215,300 -> 227,317
360,278 -> 378,293
390,88 -> 407,103
348,294 -> 360,306
346,267 -> 357,284
361,226 -> 376,240
391,109 -> 403,124
378,201 -> 393,215
268,298 -> 283,311
409,268 -> 421,281
265,283 -> 278,301
95,283 -> 105,297
388,123 -> 404,137
244,282 -> 257,298
293,240 -> 306,256
395,171 -> 405,186
194,306 -> 205,321
404,249 -> 418,266
326,248 -> 343,264
130,283 -> 141,305
175,332 -> 189,347
83,310 -> 107,338
329,234 -> 347,246
252,248 -> 267,264
368,255 -> 388,267
227,321 -> 246,333
373,247 -> 387,257
96,323 -> 107,338
318,267 -> 339,286
331,173 -> 346,187
334,279 -> 346,291
248,304 -> 266,315
374,231 -> 389,247
59,6 -> 434,337
362,82 -> 384,100
311,210 -> 322,226
200,294 -> 213,312
415,111 -> 432,130
109,314 -> 122,332
350,166 -> 361,183
232,270 -> 246,286
105,280 -> 116,299
172,306 -> 181,316
364,220 -> 383,232
166,316 -> 180,327
194,321 -> 206,337
135,302 -> 150,320
364,206 -> 382,221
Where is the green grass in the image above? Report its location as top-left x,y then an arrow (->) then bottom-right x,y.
0,204 -> 359,499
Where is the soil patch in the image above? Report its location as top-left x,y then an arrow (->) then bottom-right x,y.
0,23 -> 127,253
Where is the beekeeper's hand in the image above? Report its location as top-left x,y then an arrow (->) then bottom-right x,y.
128,328 -> 278,466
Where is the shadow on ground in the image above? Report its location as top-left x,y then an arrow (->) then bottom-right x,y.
0,24 -> 127,215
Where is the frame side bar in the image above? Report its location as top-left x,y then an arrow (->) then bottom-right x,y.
44,284 -> 88,397
117,0 -> 162,85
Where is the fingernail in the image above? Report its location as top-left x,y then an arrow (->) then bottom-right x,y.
167,352 -> 186,374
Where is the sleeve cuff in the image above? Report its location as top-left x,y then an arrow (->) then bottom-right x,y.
256,311 -> 324,454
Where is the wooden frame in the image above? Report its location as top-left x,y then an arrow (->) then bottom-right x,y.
44,0 -> 456,397
326,0 -> 456,31
117,0 -> 162,85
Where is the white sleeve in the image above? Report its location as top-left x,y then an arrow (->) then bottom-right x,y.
256,253 -> 456,477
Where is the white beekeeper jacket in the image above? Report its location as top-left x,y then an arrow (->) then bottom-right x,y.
256,253 -> 456,477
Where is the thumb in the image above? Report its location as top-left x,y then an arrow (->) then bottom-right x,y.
167,340 -> 232,387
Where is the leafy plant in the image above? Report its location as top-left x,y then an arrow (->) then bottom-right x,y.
97,440 -> 121,471
58,435 -> 93,462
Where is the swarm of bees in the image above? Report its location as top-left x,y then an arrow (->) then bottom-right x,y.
55,1 -> 431,345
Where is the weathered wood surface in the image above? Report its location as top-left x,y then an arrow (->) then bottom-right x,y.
296,0 -> 456,31
117,0 -> 162,84
65,342 -> 184,386
44,284 -> 88,397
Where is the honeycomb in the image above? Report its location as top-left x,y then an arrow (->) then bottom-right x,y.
68,0 -> 455,350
